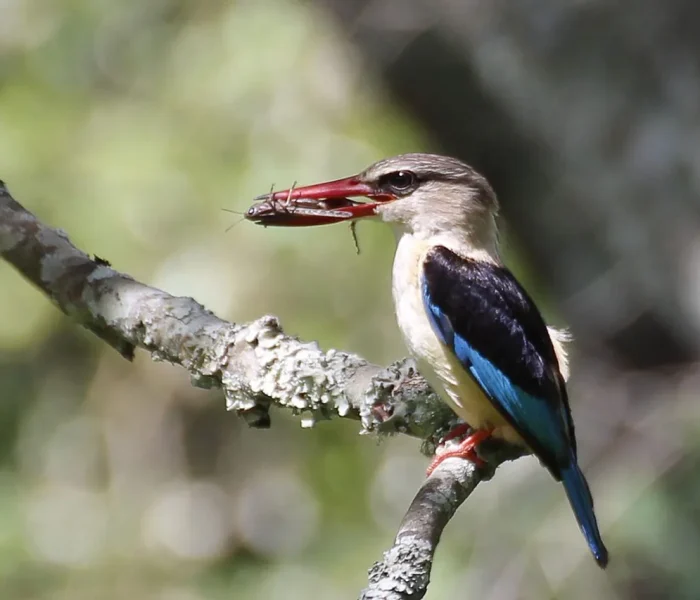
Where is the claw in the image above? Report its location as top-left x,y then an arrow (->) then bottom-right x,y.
426,428 -> 493,476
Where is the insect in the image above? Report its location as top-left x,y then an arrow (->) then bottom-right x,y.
245,184 -> 361,225
244,184 -> 365,253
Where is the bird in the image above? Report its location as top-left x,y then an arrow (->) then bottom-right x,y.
248,153 -> 609,567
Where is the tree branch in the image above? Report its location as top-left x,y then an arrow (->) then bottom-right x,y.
361,437 -> 524,600
0,180 -> 521,598
362,459 -> 482,599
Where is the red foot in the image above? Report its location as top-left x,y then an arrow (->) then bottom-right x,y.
426,428 -> 493,476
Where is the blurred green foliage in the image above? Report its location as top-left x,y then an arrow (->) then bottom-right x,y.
0,0 -> 672,599
0,1 -> 438,598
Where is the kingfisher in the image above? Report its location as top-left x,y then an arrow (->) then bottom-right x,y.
248,153 -> 609,567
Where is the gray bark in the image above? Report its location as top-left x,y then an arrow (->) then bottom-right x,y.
0,180 -> 522,599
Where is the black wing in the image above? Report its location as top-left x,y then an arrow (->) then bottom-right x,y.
422,245 -> 576,474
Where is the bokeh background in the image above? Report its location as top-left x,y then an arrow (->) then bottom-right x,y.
2,0 -> 700,598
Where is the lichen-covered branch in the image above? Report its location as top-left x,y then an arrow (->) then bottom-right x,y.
0,180 -> 520,599
362,458 -> 482,600
361,437 -> 525,600
0,180 -> 454,439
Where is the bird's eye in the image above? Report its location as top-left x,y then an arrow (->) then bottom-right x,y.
381,170 -> 417,195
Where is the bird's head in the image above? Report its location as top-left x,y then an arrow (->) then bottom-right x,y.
247,153 -> 499,245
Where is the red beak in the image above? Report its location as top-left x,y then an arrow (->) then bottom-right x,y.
246,176 -> 394,227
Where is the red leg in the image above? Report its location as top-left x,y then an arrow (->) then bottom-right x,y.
426,428 -> 493,476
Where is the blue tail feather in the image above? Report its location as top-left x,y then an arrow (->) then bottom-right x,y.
560,460 -> 609,568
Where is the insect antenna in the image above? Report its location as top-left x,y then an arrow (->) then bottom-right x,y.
221,208 -> 248,232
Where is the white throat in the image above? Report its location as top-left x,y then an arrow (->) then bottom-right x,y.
388,224 -> 500,265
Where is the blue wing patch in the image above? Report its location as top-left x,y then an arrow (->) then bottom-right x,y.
423,289 -> 566,456
420,247 -> 574,468
420,246 -> 608,567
